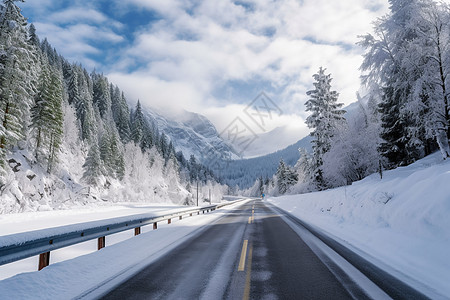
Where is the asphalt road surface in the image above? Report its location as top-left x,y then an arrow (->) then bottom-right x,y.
100,200 -> 365,299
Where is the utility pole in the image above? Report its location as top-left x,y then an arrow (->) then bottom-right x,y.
196,180 -> 199,206
209,189 -> 211,204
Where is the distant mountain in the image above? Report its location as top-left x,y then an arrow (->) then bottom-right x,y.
220,135 -> 312,189
219,102 -> 359,189
242,126 -> 302,158
139,102 -> 358,190
143,108 -> 240,162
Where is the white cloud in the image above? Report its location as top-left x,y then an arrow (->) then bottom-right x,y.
20,0 -> 391,155
103,0 -> 389,154
49,8 -> 108,24
107,71 -> 205,115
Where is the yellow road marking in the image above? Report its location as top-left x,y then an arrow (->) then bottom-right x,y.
242,241 -> 253,300
238,240 -> 248,271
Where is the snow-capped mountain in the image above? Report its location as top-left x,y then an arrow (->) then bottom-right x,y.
143,108 -> 240,163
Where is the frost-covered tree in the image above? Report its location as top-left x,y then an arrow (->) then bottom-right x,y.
30,54 -> 64,173
75,67 -> 97,142
45,71 -> 64,173
359,0 -> 450,163
131,100 -> 147,145
28,23 -> 39,49
0,0 -> 38,173
111,86 -> 131,142
92,72 -> 111,119
405,2 -> 450,159
323,98 -> 383,186
82,142 -> 102,186
99,125 -> 124,180
292,148 -> 316,193
275,159 -> 298,195
159,133 -> 169,159
305,67 -> 345,189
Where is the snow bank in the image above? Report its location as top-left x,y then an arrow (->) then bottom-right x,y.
0,142 -> 225,214
269,152 -> 450,297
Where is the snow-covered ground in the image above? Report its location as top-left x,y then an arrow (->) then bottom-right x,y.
269,152 -> 450,298
0,200 -> 249,299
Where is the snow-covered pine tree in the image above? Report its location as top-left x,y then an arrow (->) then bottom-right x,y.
159,133 -> 168,159
131,100 -> 147,145
30,55 -> 51,163
257,175 -> 264,196
92,72 -> 111,119
188,154 -> 199,182
305,67 -> 345,189
275,159 -> 287,194
27,23 -> 39,48
82,141 -> 103,186
358,0 -> 436,166
294,148 -> 313,187
45,70 -> 64,173
111,86 -> 131,142
0,0 -> 38,175
99,125 -> 124,180
30,52 -> 64,171
75,67 -> 97,142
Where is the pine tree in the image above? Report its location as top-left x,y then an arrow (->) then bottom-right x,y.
407,2 -> 450,159
258,176 -> 264,196
30,56 -> 64,173
377,87 -> 409,165
99,125 -> 124,180
131,100 -> 147,145
358,0 -> 439,165
28,23 -> 39,48
0,0 -> 38,174
75,68 -> 96,142
295,148 -> 313,186
276,159 -> 286,194
305,67 -> 345,189
82,142 -> 102,185
92,72 -> 111,119
111,86 -> 131,142
160,133 -> 168,159
30,54 -> 51,163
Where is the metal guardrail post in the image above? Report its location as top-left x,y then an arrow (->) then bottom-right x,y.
38,252 -> 50,270
98,236 -> 105,250
179,216 -> 182,220
153,222 -> 157,230
134,227 -> 141,236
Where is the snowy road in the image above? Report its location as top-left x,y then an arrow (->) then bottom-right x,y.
101,200 -> 361,299
1,200 -> 431,299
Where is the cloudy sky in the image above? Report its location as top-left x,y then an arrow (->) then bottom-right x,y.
19,0 -> 390,156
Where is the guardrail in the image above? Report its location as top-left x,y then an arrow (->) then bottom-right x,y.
0,199 -> 247,271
